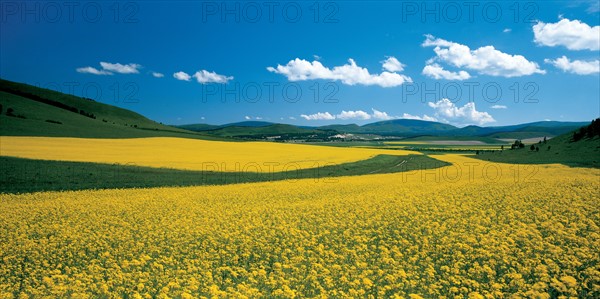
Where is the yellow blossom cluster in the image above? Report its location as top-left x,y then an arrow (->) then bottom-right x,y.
0,155 -> 598,298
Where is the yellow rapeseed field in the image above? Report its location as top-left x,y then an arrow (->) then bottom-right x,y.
1,154 -> 598,298
0,137 -> 417,172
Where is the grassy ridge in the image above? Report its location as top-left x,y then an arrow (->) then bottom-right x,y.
0,80 -> 225,140
474,132 -> 600,168
0,154 -> 449,193
201,124 -> 333,138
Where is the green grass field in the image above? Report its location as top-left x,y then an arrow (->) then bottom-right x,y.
474,133 -> 600,168
310,138 -> 509,153
393,135 -> 508,144
0,154 -> 449,194
382,144 -> 507,150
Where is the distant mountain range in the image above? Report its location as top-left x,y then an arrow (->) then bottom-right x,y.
178,119 -> 589,139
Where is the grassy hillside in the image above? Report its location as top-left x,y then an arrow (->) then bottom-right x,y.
319,120 -> 587,138
0,79 -> 223,139
450,122 -> 588,138
177,123 -> 219,131
178,122 -> 337,139
487,125 -> 585,139
178,121 -> 277,133
317,124 -> 362,133
177,118 -> 590,140
203,124 -> 333,137
178,119 -> 462,138
223,121 -> 275,127
360,119 -> 457,135
177,121 -> 341,140
489,131 -> 557,139
475,128 -> 600,167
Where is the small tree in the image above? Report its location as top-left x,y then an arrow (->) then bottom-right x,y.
511,140 -> 525,149
530,144 -> 535,151
547,146 -> 551,151
573,118 -> 600,141
536,146 -> 539,152
543,136 -> 547,144
587,118 -> 600,138
501,145 -> 504,150
6,108 -> 14,116
573,126 -> 588,141
0,103 -> 3,114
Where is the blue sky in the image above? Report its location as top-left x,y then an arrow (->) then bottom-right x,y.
1,1 -> 599,127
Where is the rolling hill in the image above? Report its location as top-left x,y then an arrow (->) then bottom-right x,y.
180,119 -> 588,139
178,121 -> 276,132
0,79 -> 223,140
474,120 -> 600,167
360,119 -> 458,135
178,121 -> 336,139
177,123 -> 220,131
452,121 -> 588,138
317,124 -> 362,133
199,124 -> 334,138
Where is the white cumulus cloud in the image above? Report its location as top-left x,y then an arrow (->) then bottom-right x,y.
300,112 -> 336,120
544,56 -> 600,75
99,62 -> 141,74
428,98 -> 495,125
152,72 -> 164,78
423,34 -> 545,77
173,71 -> 191,81
76,66 -> 112,75
533,18 -> 600,51
300,108 -> 398,121
76,61 -> 140,75
422,63 -> 471,80
371,109 -> 394,120
174,70 -> 233,83
337,110 -> 371,120
267,58 -> 412,87
491,105 -> 507,109
381,56 -> 405,72
193,70 -> 234,84
401,113 -> 438,122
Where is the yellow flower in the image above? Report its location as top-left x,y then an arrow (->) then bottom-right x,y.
0,151 -> 597,297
